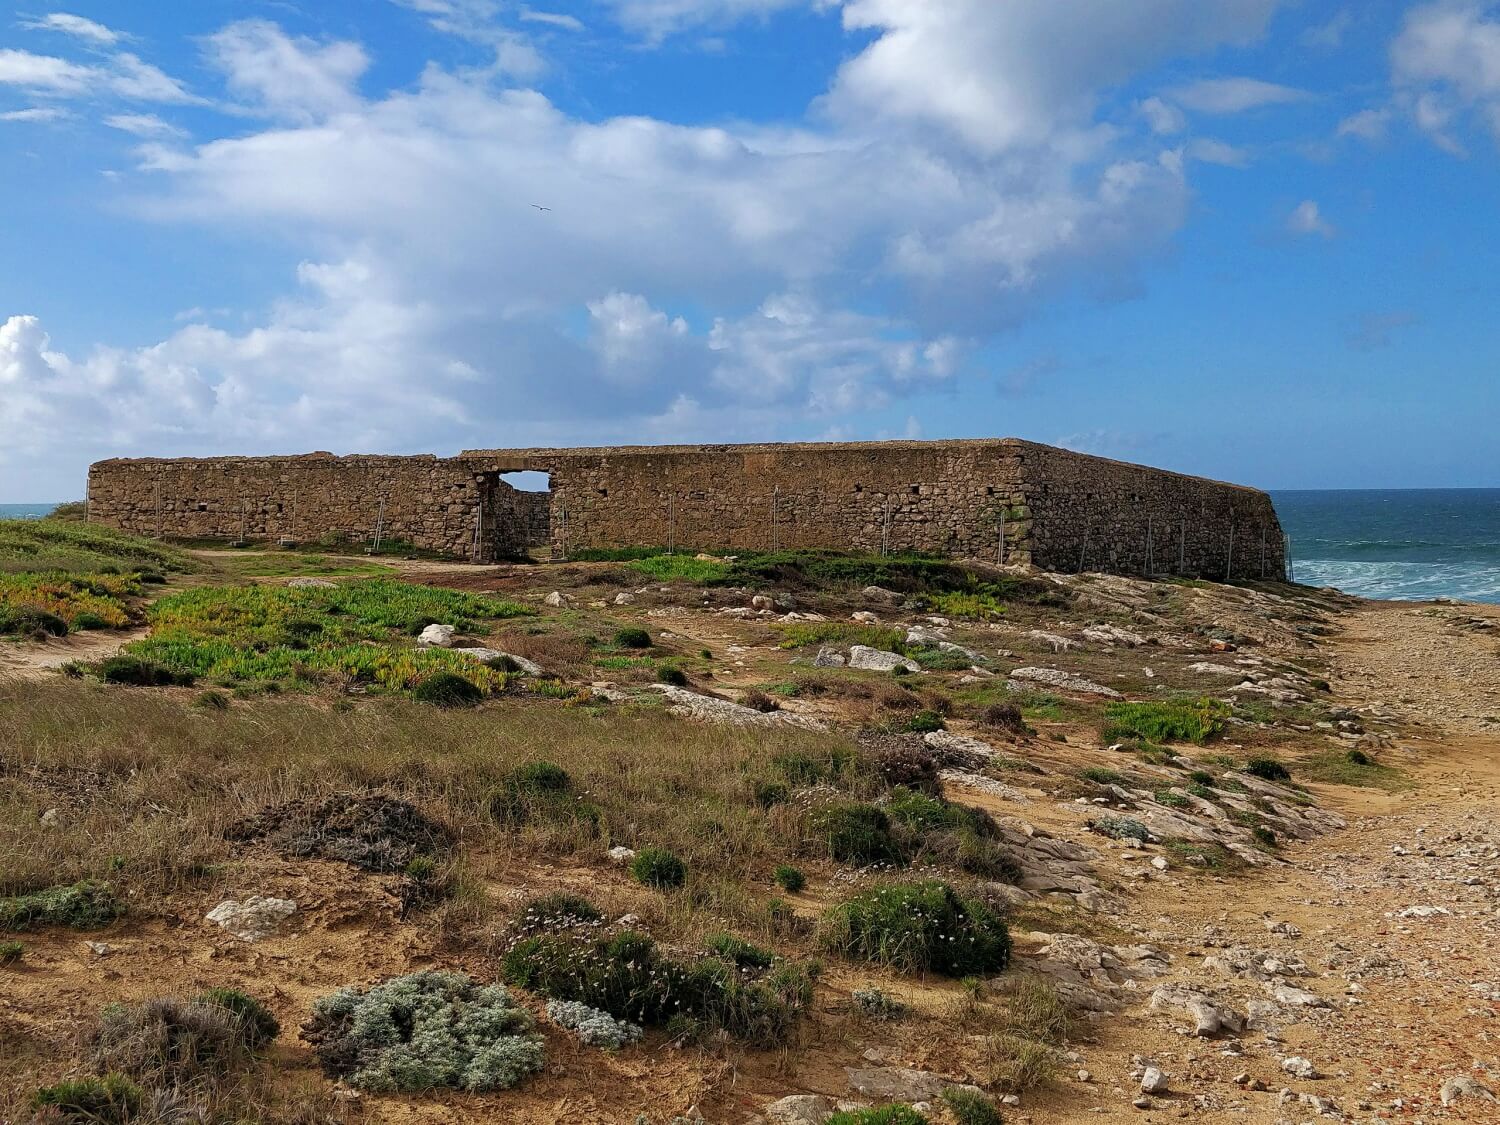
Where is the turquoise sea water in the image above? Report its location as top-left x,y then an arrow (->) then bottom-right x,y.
0,503 -> 61,520
1273,489 -> 1500,605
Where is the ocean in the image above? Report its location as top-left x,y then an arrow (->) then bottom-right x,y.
1273,489 -> 1500,605
0,503 -> 62,520
4,492 -> 1499,603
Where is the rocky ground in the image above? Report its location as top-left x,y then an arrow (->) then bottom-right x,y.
3,554 -> 1498,1124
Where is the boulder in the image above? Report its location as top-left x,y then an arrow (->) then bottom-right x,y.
764,1095 -> 837,1124
845,1067 -> 984,1102
418,623 -> 456,647
813,647 -> 847,668
543,591 -> 572,608
862,585 -> 902,604
1140,1067 -> 1168,1094
851,611 -> 880,625
205,895 -> 296,942
848,645 -> 920,673
1008,667 -> 1122,698
449,648 -> 544,675
1149,984 -> 1245,1037
1440,1076 -> 1496,1108
613,592 -> 636,605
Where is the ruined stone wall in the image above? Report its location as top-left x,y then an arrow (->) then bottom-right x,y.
87,440 -> 1286,580
86,454 -> 524,560
1015,442 -> 1286,579
464,442 -> 1028,560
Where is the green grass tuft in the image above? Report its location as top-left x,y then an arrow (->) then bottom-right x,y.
1100,698 -> 1228,744
0,881 -> 123,931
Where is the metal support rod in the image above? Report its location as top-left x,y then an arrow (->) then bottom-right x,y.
882,497 -> 890,558
668,492 -> 675,554
155,481 -> 163,540
998,509 -> 1006,564
1285,533 -> 1294,583
240,499 -> 247,545
373,496 -> 386,553
1077,521 -> 1090,573
772,487 -> 779,552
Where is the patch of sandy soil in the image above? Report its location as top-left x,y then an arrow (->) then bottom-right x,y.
0,627 -> 146,681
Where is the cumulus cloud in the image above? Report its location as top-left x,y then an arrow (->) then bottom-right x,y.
1393,0 -> 1500,148
823,0 -> 1283,153
1337,107 -> 1391,141
1286,199 -> 1335,238
1139,96 -> 1187,134
205,21 -> 370,122
1168,76 -> 1308,114
0,45 -> 196,104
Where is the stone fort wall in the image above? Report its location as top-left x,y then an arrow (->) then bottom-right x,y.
87,439 -> 1286,579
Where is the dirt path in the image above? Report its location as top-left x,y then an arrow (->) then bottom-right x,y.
1063,600 -> 1500,1122
0,627 -> 146,681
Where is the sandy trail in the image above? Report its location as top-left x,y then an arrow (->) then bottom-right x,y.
0,627 -> 147,681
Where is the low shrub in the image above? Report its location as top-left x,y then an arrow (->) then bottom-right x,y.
1347,748 -> 1373,766
873,741 -> 938,792
810,802 -> 904,865
820,881 -> 1011,976
773,865 -> 806,893
98,654 -> 193,687
1100,698 -> 1228,744
1251,825 -> 1278,847
612,626 -> 652,649
192,689 -> 231,711
825,1106 -> 928,1125
0,881 -> 123,931
0,606 -> 70,638
0,940 -> 22,965
199,987 -> 281,1049
514,893 -> 603,932
904,709 -> 946,734
771,746 -> 860,786
630,846 -> 686,889
487,761 -> 598,831
412,671 -> 483,707
941,1088 -> 1003,1125
1089,816 -> 1150,842
305,971 -> 544,1092
657,666 -> 689,687
30,1074 -> 143,1123
741,689 -> 780,713
500,929 -> 813,1046
92,993 -> 274,1082
546,999 -> 643,1050
850,986 -> 906,1020
753,780 -> 791,808
704,932 -> 775,971
978,702 -> 1027,733
1244,756 -> 1292,782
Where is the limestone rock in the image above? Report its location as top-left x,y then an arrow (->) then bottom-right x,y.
813,647 -> 846,668
543,591 -> 572,608
861,585 -> 901,604
449,648 -> 544,675
1026,630 -> 1078,652
1440,1076 -> 1496,1108
652,684 -> 827,730
608,846 -> 636,863
844,1066 -> 983,1102
205,895 -> 296,942
288,577 -> 338,588
613,592 -> 636,605
1008,667 -> 1122,698
1140,1067 -> 1168,1094
764,1095 -> 836,1124
418,623 -> 456,647
1281,1056 -> 1320,1080
851,611 -> 880,625
1081,624 -> 1148,647
848,645 -> 920,673
1149,985 -> 1245,1037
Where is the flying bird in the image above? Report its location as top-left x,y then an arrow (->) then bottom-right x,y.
531,204 -> 552,212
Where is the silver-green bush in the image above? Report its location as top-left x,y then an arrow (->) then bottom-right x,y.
545,999 -> 644,1049
305,971 -> 544,1093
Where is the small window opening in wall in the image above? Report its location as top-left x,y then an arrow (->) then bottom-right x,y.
985,486 -> 994,496
598,488 -> 608,497
853,483 -> 863,493
909,484 -> 920,494
197,503 -> 207,511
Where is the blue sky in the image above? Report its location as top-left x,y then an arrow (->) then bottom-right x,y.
2,0 -> 1497,501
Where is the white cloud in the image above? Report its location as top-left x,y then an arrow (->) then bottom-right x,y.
1393,0 -> 1500,148
1168,76 -> 1309,113
603,0 -> 808,39
1287,199 -> 1335,238
21,12 -> 122,45
0,106 -> 68,122
1301,9 -> 1353,50
0,46 -> 197,103
205,20 -> 370,122
520,8 -> 586,31
1186,137 -> 1252,166
1139,96 -> 1187,134
105,112 -> 184,137
824,1 -> 1283,154
1337,107 -> 1390,141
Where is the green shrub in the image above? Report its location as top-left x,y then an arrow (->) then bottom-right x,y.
0,606 -> 70,637
820,881 -> 1011,976
487,762 -> 598,831
825,1105 -> 928,1125
631,846 -> 687,889
515,893 -> 603,931
872,741 -> 939,792
979,702 -> 1027,733
754,779 -> 791,808
198,987 -> 280,1049
1155,789 -> 1190,809
98,654 -> 192,687
1101,698 -> 1228,744
412,671 -> 483,707
929,590 -> 1007,621
0,881 -> 123,931
192,689 -> 231,711
1347,748 -> 1373,766
0,940 -> 22,965
612,626 -> 652,649
500,930 -> 811,1046
810,802 -> 904,865
850,986 -> 906,1020
771,746 -> 860,786
941,1088 -> 1002,1125
703,932 -> 775,970
31,1074 -> 143,1122
71,611 -> 109,631
741,689 -> 780,712
1251,825 -> 1278,847
1090,816 -> 1150,842
656,666 -> 689,687
305,971 -> 544,1092
774,865 -> 806,893
1244,756 -> 1292,782
628,555 -> 732,583
1079,767 -> 1128,786
904,709 -> 946,734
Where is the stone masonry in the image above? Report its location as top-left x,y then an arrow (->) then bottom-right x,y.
87,439 -> 1286,580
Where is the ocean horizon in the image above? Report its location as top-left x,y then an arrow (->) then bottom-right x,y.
6,490 -> 1499,604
